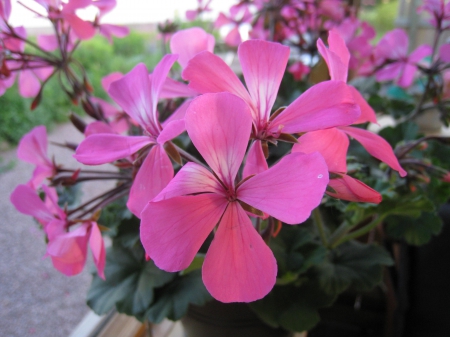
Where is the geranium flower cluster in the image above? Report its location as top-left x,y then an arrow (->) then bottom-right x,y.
5,0 -> 450,307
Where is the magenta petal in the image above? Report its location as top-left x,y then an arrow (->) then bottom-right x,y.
327,174 -> 382,203
29,165 -> 54,189
293,128 -> 349,173
37,34 -> 58,51
439,44 -> 450,62
317,38 -> 347,82
74,134 -> 152,165
84,121 -> 115,136
157,119 -> 185,144
182,51 -> 253,106
243,140 -> 268,178
224,26 -> 242,47
64,13 -> 95,40
185,92 -> 252,187
269,81 -> 360,134
341,126 -> 407,177
47,223 -> 89,276
238,40 -> 290,123
10,184 -> 54,223
154,162 -> 224,201
127,145 -> 173,218
397,63 -> 416,88
160,77 -> 198,99
17,125 -> 50,167
162,99 -> 191,127
89,222 -> 106,279
238,152 -> 329,224
140,194 -> 228,271
409,44 -> 432,63
18,70 -> 41,98
101,72 -> 123,92
375,62 -> 403,82
202,202 -> 277,303
350,86 -> 377,124
170,27 -> 215,69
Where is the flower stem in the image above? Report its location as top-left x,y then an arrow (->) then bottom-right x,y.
312,208 -> 328,247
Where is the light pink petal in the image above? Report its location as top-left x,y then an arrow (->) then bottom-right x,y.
238,152 -> 329,224
157,119 -> 185,144
375,62 -> 403,82
47,223 -> 89,276
0,0 -> 11,19
327,174 -> 382,203
439,44 -> 450,62
238,40 -> 290,123
224,26 -> 242,47
350,86 -> 378,124
140,194 -> 228,271
101,72 -> 123,92
170,27 -> 215,69
185,92 -> 252,187
242,140 -> 268,178
408,44 -> 432,63
185,9 -> 197,21
108,63 -> 160,135
74,134 -> 152,165
17,125 -> 50,167
317,38 -> 348,82
202,202 -> 277,303
397,63 -> 416,88
37,34 -> 58,51
84,121 -> 115,136
18,70 -> 41,98
214,12 -> 232,27
293,128 -> 349,173
90,97 -> 118,117
45,219 -> 66,241
182,51 -> 253,106
154,162 -> 224,201
64,13 -> 95,40
328,29 -> 350,69
162,99 -> 191,127
63,0 -> 92,11
160,77 -> 198,98
42,184 -> 65,220
10,184 -> 54,223
127,145 -> 173,217
376,29 -> 408,60
341,126 -> 407,177
29,165 -> 54,189
89,222 -> 106,279
269,81 -> 360,135
99,24 -> 129,43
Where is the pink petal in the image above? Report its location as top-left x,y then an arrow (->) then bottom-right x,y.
17,125 -> 51,167
127,145 -> 173,217
29,165 -> 54,189
99,24 -> 129,43
18,70 -> 41,98
101,72 -> 123,92
160,77 -> 198,99
202,202 -> 277,303
37,34 -> 58,51
84,121 -> 115,136
162,99 -> 191,127
397,63 -> 416,88
328,29 -> 350,70
214,12 -> 232,27
439,44 -> 450,62
238,40 -> 290,124
350,86 -> 378,124
185,92 -> 252,187
375,62 -> 403,82
47,223 -> 89,276
10,184 -> 54,223
64,13 -> 95,40
317,29 -> 349,82
238,152 -> 329,224
170,27 -> 215,69
242,140 -> 268,178
408,44 -> 432,63
89,222 -> 106,279
157,119 -> 185,144
74,134 -> 152,165
182,51 -> 253,106
340,126 -> 407,177
269,81 -> 360,135
293,128 -> 349,173
140,194 -> 228,271
327,174 -> 382,203
376,29 -> 408,61
154,162 -> 224,201
224,26 -> 242,47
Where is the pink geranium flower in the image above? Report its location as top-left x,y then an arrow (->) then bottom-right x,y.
10,184 -> 105,278
74,55 -> 188,217
418,0 -> 450,30
374,29 -> 432,88
182,39 -> 360,177
185,0 -> 212,21
141,92 -> 329,303
17,125 -> 56,189
293,29 -> 405,203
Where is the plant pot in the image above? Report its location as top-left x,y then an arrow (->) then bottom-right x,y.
181,300 -> 293,337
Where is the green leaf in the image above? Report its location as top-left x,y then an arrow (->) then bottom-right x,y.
146,270 -> 212,323
386,212 -> 443,246
378,194 -> 435,219
315,241 -> 393,295
180,254 -> 205,275
87,244 -> 175,319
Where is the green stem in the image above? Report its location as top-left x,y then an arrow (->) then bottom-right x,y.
312,208 -> 328,247
330,215 -> 385,249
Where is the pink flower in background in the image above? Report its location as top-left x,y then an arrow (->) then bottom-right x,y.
418,0 -> 450,30
92,0 -> 129,43
186,0 -> 212,21
183,39 -> 360,177
10,184 -> 105,278
0,0 -> 11,20
17,125 -> 56,189
288,61 -> 310,81
312,29 -> 406,182
74,56 -> 187,217
214,6 -> 252,47
141,92 -> 329,303
374,29 -> 432,88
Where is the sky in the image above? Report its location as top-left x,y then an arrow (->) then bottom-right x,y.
9,0 -> 236,27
